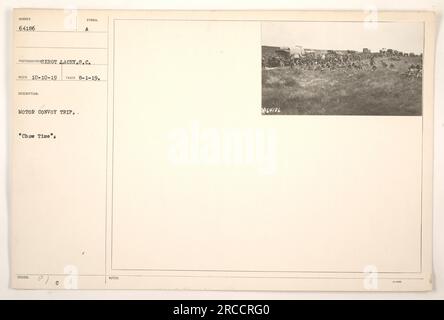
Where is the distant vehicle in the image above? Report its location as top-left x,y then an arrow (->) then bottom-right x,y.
275,45 -> 305,59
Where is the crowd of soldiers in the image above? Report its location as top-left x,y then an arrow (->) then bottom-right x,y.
291,53 -> 375,72
406,64 -> 423,78
264,53 -> 381,72
262,51 -> 422,78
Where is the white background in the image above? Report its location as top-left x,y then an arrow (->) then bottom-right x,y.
1,0 -> 443,299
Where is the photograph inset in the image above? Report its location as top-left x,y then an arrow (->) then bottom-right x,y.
261,22 -> 423,115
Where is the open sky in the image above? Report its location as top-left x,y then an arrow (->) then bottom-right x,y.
262,21 -> 424,54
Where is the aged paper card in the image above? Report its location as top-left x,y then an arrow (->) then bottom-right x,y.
10,9 -> 435,291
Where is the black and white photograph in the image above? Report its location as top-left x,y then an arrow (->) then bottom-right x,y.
2,2 -> 442,303
261,22 -> 424,115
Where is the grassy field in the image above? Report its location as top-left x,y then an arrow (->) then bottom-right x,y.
262,56 -> 422,115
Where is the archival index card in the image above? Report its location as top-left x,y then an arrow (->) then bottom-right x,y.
10,9 -> 435,291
